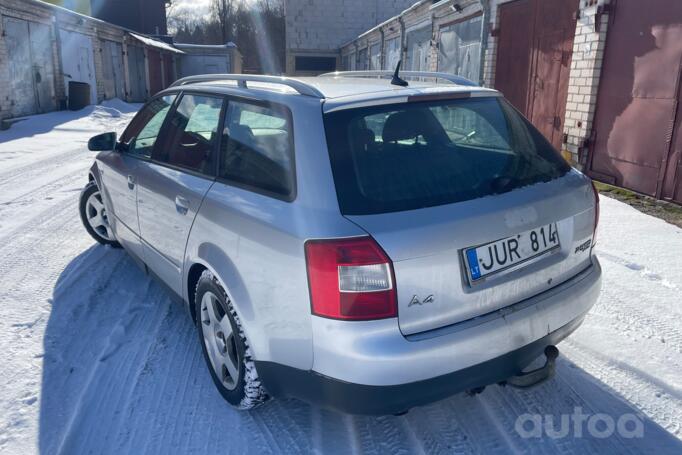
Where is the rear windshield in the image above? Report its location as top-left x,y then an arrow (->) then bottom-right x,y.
323,96 -> 570,215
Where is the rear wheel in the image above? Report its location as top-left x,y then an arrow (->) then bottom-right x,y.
195,270 -> 268,409
79,182 -> 121,248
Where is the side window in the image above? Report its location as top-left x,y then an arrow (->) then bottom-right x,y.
154,94 -> 224,175
220,101 -> 295,199
120,95 -> 176,158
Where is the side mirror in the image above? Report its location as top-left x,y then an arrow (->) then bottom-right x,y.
88,132 -> 117,151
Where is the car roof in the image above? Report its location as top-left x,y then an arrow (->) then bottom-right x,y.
165,73 -> 500,112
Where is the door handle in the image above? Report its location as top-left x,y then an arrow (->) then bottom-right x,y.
127,175 -> 135,190
175,196 -> 190,215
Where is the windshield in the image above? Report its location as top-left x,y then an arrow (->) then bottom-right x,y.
323,96 -> 571,215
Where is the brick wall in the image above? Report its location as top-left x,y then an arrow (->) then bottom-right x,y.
562,0 -> 611,167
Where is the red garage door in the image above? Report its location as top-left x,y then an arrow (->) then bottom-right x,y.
147,49 -> 163,96
162,54 -> 175,89
588,0 -> 682,203
495,0 -> 579,151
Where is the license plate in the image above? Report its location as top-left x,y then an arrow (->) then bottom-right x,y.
465,223 -> 560,283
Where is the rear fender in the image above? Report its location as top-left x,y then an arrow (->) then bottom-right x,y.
183,243 -> 259,355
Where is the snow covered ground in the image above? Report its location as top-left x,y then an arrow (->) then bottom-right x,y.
0,102 -> 681,454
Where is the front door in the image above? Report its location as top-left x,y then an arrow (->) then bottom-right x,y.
98,95 -> 176,260
137,93 -> 224,295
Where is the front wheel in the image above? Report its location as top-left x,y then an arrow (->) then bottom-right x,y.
195,270 -> 268,409
79,182 -> 121,248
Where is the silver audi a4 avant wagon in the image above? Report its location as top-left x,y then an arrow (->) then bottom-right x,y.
80,70 -> 601,415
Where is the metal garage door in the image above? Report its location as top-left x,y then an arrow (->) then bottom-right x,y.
127,45 -> 147,102
147,49 -> 163,96
162,53 -> 175,89
405,25 -> 431,72
495,0 -> 579,151
3,16 -> 56,117
179,55 -> 229,78
384,37 -> 401,71
101,40 -> 124,100
59,29 -> 97,105
588,0 -> 682,203
438,14 -> 482,83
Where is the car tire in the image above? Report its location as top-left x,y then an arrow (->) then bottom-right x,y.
79,181 -> 121,248
195,270 -> 268,409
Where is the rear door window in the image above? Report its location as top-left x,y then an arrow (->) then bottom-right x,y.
153,94 -> 224,175
219,101 -> 295,199
324,96 -> 570,215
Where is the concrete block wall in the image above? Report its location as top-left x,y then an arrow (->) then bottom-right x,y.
285,0 -> 415,74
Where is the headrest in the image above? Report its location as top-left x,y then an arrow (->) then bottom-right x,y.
382,111 -> 418,143
229,123 -> 254,145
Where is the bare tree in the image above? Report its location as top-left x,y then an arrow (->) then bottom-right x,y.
211,0 -> 239,44
169,0 -> 285,73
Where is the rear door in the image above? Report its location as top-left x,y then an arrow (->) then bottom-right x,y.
136,93 -> 224,295
323,95 -> 597,335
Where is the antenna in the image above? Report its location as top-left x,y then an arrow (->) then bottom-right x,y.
391,60 -> 409,87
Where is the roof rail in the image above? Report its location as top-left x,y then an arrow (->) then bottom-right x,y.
319,71 -> 478,87
169,74 -> 325,98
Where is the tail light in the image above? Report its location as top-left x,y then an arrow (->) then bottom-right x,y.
591,180 -> 600,244
304,237 -> 397,320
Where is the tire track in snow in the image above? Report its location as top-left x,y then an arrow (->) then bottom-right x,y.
598,251 -> 679,290
53,278 -> 169,455
402,400 -> 477,454
563,338 -> 682,438
0,199 -> 112,450
0,150 -> 87,188
0,192 -> 77,249
0,164 -> 85,207
593,254 -> 682,356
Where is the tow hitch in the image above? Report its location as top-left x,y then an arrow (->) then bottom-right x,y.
504,345 -> 560,389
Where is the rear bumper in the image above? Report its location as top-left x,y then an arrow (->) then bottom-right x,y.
257,258 -> 601,414
256,312 -> 584,415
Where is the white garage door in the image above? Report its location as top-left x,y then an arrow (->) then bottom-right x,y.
438,15 -> 482,83
59,29 -> 97,105
405,25 -> 431,72
2,16 -> 56,117
179,55 -> 230,78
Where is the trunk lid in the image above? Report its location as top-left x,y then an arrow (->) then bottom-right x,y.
346,171 -> 596,335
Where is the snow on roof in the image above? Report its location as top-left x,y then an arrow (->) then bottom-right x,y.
173,42 -> 238,50
130,33 -> 185,54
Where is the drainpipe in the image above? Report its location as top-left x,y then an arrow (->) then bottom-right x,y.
477,0 -> 491,87
399,17 -> 406,67
379,28 -> 385,70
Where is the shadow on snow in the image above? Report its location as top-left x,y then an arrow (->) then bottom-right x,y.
39,245 -> 682,454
